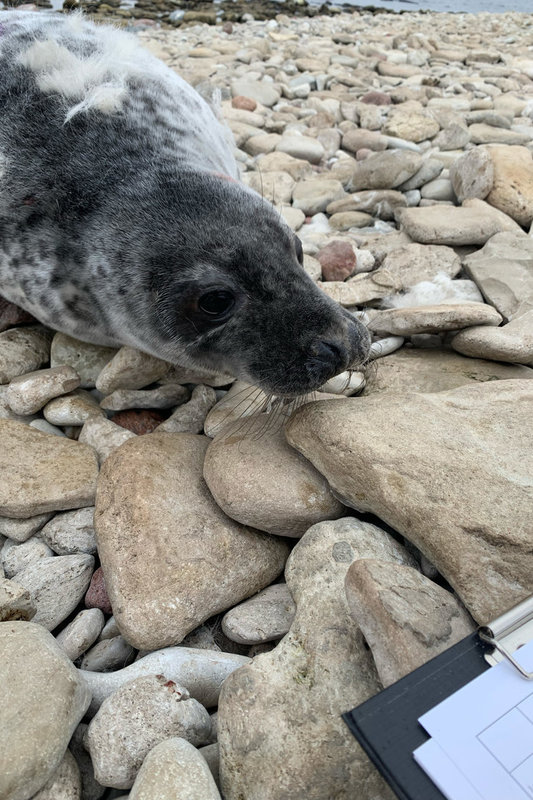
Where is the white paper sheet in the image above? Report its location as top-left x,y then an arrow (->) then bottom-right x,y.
413,638 -> 533,800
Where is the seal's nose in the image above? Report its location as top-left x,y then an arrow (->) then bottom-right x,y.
309,340 -> 344,371
306,339 -> 346,385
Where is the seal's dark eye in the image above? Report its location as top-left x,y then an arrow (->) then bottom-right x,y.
198,290 -> 235,317
295,237 -> 303,265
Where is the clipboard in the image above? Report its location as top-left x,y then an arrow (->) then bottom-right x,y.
343,595 -> 533,800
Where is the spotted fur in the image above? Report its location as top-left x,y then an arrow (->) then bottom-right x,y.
0,11 -> 369,394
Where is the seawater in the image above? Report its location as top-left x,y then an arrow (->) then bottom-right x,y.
328,0 -> 532,13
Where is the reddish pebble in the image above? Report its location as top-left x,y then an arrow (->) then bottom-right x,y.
356,148 -> 374,161
85,567 -> 113,615
317,241 -> 357,282
112,409 -> 165,435
361,91 -> 392,106
222,21 -> 233,33
232,95 -> 257,112
0,297 -> 36,332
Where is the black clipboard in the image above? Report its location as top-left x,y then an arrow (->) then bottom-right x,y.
343,632 -> 492,800
343,594 -> 533,800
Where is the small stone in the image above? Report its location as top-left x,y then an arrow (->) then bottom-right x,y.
280,206 -> 305,231
156,384 -> 217,434
361,91 -> 391,105
99,615 -> 120,641
15,554 -> 94,631
242,170 -> 295,204
345,559 -> 474,687
244,133 -> 282,157
397,198 -> 522,246
368,336 -> 405,360
203,415 -> 345,537
43,390 -> 104,426
452,310 -> 533,364
433,123 -> 470,151
160,365 -> 233,388
256,151 -> 313,181
449,146 -> 494,202
232,95 -> 257,111
86,675 -> 212,789
80,636 -> 136,672
0,420 -> 98,518
349,150 -> 423,191
319,371 -> 365,395
222,583 -> 295,645
0,326 -> 52,384
81,647 -> 250,716
0,576 -> 36,621
29,419 -> 66,437
398,158 -> 444,192
51,333 -> 117,389
342,128 -> 388,153
85,566 -> 113,615
485,144 -> 533,227
199,742 -> 220,790
230,79 -> 280,108
6,365 -> 80,416
40,507 -> 97,555
112,409 -> 165,435
100,384 -> 189,412
327,190 -> 407,220
317,241 -> 356,281
0,622 -> 90,800
69,723 -> 105,800
328,211 -> 374,230
129,738 -> 221,800
0,513 -> 53,543
383,111 -> 440,143
95,347 -> 169,394
462,231 -> 533,321
468,123 -> 532,145
420,178 -> 455,202
1,536 -> 54,578
55,608 -> 105,661
368,303 -> 502,336
31,750 -> 81,800
292,178 -> 345,215
0,297 -> 36,332
78,416 -> 136,465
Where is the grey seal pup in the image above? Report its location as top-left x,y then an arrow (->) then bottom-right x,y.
0,11 -> 370,396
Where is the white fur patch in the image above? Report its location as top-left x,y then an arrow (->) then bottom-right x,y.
17,23 -> 146,122
382,272 -> 484,309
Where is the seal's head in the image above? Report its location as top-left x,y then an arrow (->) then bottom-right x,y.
126,172 -> 371,396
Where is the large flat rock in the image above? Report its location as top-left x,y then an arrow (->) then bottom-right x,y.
94,433 -> 289,650
396,198 -> 522,246
0,420 -> 99,518
363,348 -> 533,395
286,380 -> 533,622
463,231 -> 533,321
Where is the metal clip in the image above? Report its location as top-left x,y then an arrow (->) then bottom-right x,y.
478,595 -> 533,679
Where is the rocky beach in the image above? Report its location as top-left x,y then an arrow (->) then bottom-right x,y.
1,6 -> 533,800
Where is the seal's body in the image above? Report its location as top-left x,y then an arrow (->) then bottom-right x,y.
0,11 -> 369,395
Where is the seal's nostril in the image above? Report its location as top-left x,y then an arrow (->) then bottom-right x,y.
310,340 -> 344,369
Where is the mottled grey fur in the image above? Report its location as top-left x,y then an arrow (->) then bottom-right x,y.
0,11 -> 369,395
